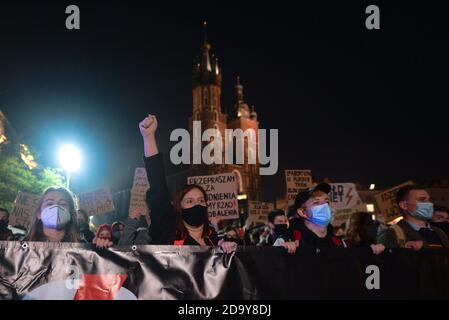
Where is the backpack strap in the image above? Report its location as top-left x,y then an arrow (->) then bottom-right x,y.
391,224 -> 406,248
330,236 -> 344,247
293,230 -> 302,246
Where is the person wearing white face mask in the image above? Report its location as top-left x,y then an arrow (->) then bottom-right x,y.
26,187 -> 80,242
378,185 -> 449,250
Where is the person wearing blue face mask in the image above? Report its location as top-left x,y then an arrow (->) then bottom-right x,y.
378,185 -> 449,250
291,183 -> 345,250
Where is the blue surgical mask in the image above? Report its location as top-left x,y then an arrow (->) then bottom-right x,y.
410,202 -> 434,221
308,203 -> 333,227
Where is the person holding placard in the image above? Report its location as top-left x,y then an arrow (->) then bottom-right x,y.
119,115 -> 236,253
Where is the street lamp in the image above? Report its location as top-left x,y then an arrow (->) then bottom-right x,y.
59,145 -> 81,189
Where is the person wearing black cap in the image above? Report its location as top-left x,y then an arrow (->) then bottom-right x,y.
290,183 -> 345,250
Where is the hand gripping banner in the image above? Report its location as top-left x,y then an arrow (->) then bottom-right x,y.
1,241 -> 449,299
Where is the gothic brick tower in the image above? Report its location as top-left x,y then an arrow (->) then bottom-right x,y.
187,22 -> 261,201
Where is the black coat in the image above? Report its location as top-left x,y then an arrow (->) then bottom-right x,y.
120,153 -> 176,245
120,153 -> 224,246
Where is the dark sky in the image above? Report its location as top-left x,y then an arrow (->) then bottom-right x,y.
0,1 -> 448,202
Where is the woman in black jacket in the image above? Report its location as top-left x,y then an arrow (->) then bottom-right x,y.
118,115 -> 236,253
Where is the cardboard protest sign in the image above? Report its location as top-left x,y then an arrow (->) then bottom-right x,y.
187,173 -> 239,220
128,167 -> 150,216
9,191 -> 41,229
285,170 -> 313,205
132,167 -> 150,189
329,183 -> 366,226
78,187 -> 115,216
374,181 -> 414,223
129,186 -> 149,216
248,201 -> 274,224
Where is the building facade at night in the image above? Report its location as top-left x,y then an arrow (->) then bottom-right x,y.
168,28 -> 262,202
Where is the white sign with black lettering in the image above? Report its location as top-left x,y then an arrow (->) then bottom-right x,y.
285,170 -> 313,205
187,173 -> 239,221
248,201 -> 274,224
329,183 -> 365,226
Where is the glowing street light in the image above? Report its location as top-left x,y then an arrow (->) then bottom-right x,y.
59,145 -> 81,189
369,184 -> 376,190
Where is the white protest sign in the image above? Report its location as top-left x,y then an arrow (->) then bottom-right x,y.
285,170 -> 313,205
374,181 -> 414,223
248,201 -> 274,224
78,187 -> 115,216
9,191 -> 41,229
329,183 -> 365,226
187,172 -> 239,221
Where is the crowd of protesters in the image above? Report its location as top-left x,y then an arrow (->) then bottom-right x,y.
1,115 -> 449,256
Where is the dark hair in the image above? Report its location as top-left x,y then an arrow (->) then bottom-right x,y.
287,205 -> 298,219
434,205 -> 449,214
0,207 -> 10,218
346,212 -> 374,246
174,184 -> 211,240
26,187 -> 80,242
77,209 -> 89,221
111,221 -> 125,232
395,185 -> 426,206
268,209 -> 285,224
224,226 -> 239,234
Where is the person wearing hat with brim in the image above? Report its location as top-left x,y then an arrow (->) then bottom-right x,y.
290,183 -> 345,250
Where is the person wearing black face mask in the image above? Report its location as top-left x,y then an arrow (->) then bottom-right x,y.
120,115 -> 237,253
223,226 -> 245,245
431,205 -> 449,238
77,209 -> 95,243
111,221 -> 125,245
0,208 -> 13,241
259,210 -> 296,253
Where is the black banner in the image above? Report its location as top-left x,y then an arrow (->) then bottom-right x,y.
1,241 -> 449,300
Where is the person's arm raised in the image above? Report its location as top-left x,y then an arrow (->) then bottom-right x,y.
139,114 -> 159,157
139,114 -> 176,244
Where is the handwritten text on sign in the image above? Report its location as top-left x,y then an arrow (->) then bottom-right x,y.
10,191 -> 41,229
129,186 -> 149,216
285,170 -> 313,205
187,173 -> 239,220
78,187 -> 115,216
132,167 -> 150,189
129,167 -> 150,216
374,181 -> 414,222
248,201 -> 274,224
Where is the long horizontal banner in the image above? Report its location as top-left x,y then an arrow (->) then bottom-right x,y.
0,241 -> 448,299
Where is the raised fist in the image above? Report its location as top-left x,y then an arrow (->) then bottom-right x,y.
139,114 -> 158,138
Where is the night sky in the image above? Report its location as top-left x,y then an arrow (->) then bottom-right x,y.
0,1 -> 448,202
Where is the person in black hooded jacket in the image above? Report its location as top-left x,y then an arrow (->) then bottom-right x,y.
117,115 -> 236,253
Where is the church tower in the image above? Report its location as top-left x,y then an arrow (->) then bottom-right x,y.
186,22 -> 261,201
227,77 -> 261,201
189,21 -> 228,176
